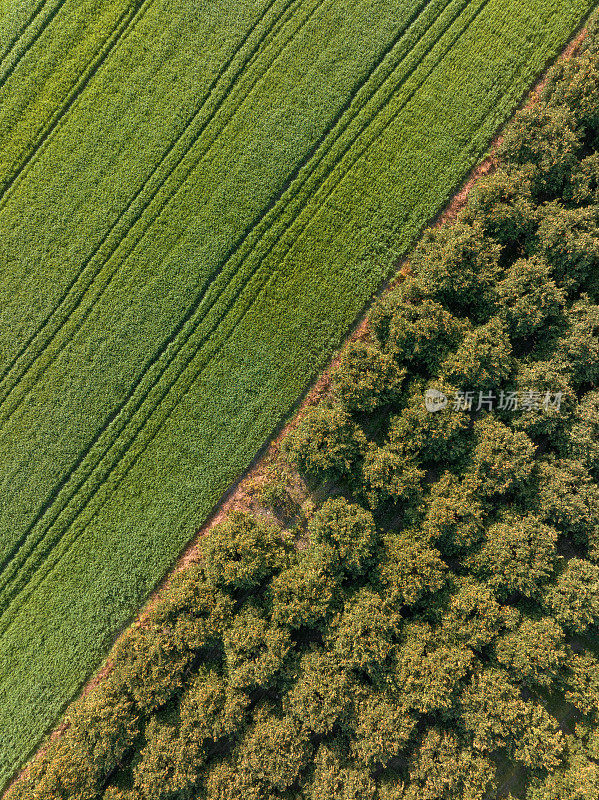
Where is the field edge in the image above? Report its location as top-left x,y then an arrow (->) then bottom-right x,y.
3,4 -> 598,795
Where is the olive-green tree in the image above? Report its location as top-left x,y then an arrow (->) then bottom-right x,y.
496,256 -> 566,340
468,417 -> 536,499
544,559 -> 599,633
359,444 -> 425,509
498,104 -> 581,198
566,391 -> 599,478
467,513 -> 558,600
535,458 -> 599,553
349,687 -> 417,769
307,497 -> 377,577
270,547 -> 338,630
284,403 -> 367,484
329,589 -> 396,681
285,648 -> 355,737
308,743 -> 377,800
514,704 -> 565,772
493,616 -> 566,688
441,577 -> 520,651
537,202 -> 599,291
233,707 -> 313,796
464,166 -> 537,247
394,621 -> 474,716
371,280 -> 466,374
330,340 -> 405,413
404,729 -> 496,800
459,668 -> 529,754
223,605 -> 291,691
408,219 -> 501,319
201,512 -> 289,593
378,532 -> 447,610
423,473 -> 486,553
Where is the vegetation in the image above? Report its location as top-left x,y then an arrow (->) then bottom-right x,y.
0,0 -> 592,782
8,26 -> 599,798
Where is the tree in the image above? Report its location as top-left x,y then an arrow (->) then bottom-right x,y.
330,340 -> 405,413
307,497 -> 377,577
497,104 -> 581,197
377,778 -> 407,800
467,513 -> 558,600
423,472 -> 486,554
468,417 -> 536,499
441,577 -> 519,651
585,721 -> 599,760
113,623 -> 196,714
568,151 -> 599,205
359,444 -> 425,509
349,688 -> 417,769
234,707 -> 313,796
542,50 -> 599,140
204,757 -> 242,800
387,382 -> 471,466
329,589 -> 396,681
143,569 -> 235,660
285,648 -> 355,737
103,789 -> 137,800
201,511 -> 289,593
536,202 -> 599,291
527,750 -> 599,800
566,391 -> 599,478
223,604 -> 291,691
440,316 -> 514,391
544,559 -> 599,633
133,718 -> 200,800
459,668 -> 528,754
511,357 -> 577,446
464,165 -> 537,247
18,737 -> 103,800
72,680 -> 141,781
494,617 -> 566,688
557,296 -> 599,389
496,256 -> 566,341
17,681 -> 141,800
378,532 -> 447,609
270,547 -> 338,630
284,402 -> 367,483
535,458 -> 599,553
308,743 -> 377,800
563,652 -> 599,718
393,621 -> 474,716
514,704 -> 565,772
178,669 -> 249,745
409,219 -> 501,319
493,616 -> 566,688
404,729 -> 496,800
371,280 -> 465,374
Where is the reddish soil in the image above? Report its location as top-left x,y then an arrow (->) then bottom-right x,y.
3,18 -> 594,798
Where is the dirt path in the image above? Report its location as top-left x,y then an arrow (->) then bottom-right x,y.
3,14 -> 594,798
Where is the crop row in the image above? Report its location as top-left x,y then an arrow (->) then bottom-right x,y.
0,0 -> 146,193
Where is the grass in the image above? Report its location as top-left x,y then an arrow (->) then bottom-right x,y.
0,0 -> 595,786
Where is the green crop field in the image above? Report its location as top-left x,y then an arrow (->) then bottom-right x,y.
0,0 -> 594,787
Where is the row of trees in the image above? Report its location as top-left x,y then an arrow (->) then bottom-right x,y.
9,17 -> 599,800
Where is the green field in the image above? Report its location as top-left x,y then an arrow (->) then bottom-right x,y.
0,0 -> 594,786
